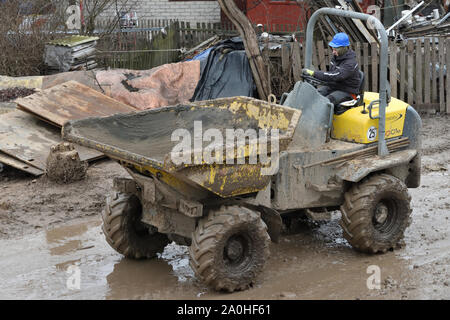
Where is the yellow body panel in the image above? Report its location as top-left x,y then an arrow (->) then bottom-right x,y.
331,92 -> 408,143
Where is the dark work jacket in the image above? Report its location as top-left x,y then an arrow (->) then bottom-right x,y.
314,49 -> 361,94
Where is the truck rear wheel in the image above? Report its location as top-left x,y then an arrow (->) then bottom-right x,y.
102,192 -> 169,259
190,205 -> 270,292
340,174 -> 412,254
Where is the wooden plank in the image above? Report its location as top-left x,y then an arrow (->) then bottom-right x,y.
317,16 -> 335,41
16,80 -> 137,128
431,37 -> 438,104
389,41 -> 398,99
0,151 -> 44,176
195,22 -> 201,47
423,38 -> 431,109
202,22 -> 207,42
186,22 -> 192,48
317,41 -> 326,71
292,42 -> 302,82
281,44 -> 290,75
447,38 -> 450,114
363,43 -> 369,92
312,41 -> 319,70
0,110 -> 103,173
371,42 -> 378,92
207,22 -> 212,38
439,37 -> 445,113
399,43 -> 406,101
330,9 -> 364,43
407,40 -> 415,106
150,19 -> 155,54
180,21 -> 186,48
336,0 -> 377,43
355,42 -> 361,67
415,40 -> 423,108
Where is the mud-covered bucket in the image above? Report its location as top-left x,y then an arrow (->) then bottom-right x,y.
63,96 -> 301,197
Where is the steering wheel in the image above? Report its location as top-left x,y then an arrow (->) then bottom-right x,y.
301,74 -> 326,87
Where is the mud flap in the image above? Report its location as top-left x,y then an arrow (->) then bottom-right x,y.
258,207 -> 282,243
336,149 -> 417,183
113,177 -> 139,194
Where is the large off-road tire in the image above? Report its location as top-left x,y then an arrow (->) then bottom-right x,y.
190,205 -> 270,292
102,191 -> 169,259
340,174 -> 412,254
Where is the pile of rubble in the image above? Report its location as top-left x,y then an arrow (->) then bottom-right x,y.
309,0 -> 378,43
397,1 -> 450,37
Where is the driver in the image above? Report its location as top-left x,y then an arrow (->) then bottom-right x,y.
302,33 -> 361,111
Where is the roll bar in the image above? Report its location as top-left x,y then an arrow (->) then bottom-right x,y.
305,8 -> 389,156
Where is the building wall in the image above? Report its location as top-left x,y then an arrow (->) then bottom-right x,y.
102,0 -> 221,24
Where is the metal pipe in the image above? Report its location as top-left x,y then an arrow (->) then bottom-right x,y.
305,8 -> 389,156
437,11 -> 450,26
386,1 -> 425,34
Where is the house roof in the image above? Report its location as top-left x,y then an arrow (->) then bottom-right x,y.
47,35 -> 99,47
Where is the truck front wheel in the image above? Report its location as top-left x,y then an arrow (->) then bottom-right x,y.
340,174 -> 412,254
190,205 -> 270,292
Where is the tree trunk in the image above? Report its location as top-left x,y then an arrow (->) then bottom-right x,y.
217,0 -> 270,101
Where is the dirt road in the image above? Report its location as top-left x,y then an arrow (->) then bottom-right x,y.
0,114 -> 448,300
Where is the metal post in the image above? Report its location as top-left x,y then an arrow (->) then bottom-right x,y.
386,1 -> 425,34
305,8 -> 389,156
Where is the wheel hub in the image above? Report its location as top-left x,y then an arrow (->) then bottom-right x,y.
226,238 -> 244,261
374,202 -> 389,225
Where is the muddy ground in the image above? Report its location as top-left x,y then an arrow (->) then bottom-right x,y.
0,114 -> 448,300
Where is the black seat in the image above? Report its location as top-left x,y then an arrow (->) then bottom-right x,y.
335,70 -> 365,115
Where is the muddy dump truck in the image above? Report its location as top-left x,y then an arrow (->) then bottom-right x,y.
63,9 -> 421,292
63,96 -> 302,292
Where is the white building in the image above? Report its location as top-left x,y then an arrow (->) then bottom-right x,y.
103,0 -> 221,24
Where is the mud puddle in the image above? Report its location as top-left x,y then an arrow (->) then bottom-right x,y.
0,218 -> 193,300
1,181 -> 448,301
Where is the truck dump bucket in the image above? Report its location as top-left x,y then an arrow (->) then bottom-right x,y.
63,96 -> 301,198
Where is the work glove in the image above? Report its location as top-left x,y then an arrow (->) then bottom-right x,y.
302,68 -> 314,76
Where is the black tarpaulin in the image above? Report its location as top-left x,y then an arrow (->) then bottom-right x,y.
191,37 -> 256,101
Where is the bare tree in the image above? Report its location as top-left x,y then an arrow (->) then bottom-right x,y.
0,0 -> 134,76
82,0 -> 124,35
0,0 -> 66,76
218,0 -> 271,100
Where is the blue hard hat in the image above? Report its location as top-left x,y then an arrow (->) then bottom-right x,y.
329,33 -> 350,48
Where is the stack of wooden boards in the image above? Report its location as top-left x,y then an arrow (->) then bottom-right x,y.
309,0 -> 378,44
0,81 -> 137,176
44,36 -> 99,73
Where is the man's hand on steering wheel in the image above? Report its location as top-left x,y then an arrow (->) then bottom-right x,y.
301,68 -> 326,87
302,68 -> 315,77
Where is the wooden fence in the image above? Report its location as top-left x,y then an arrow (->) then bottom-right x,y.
95,19 -> 181,70
95,19 -> 449,114
273,37 -> 450,114
177,21 -> 302,49
95,19 -> 299,70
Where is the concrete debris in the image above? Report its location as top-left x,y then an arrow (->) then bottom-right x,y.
45,142 -> 87,184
